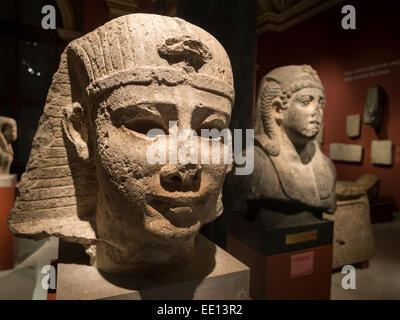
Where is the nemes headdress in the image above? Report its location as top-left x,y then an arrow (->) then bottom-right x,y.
8,14 -> 234,247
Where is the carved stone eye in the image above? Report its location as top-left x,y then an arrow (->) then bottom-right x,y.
125,119 -> 167,135
195,112 -> 227,138
298,96 -> 312,106
197,120 -> 225,135
319,97 -> 326,108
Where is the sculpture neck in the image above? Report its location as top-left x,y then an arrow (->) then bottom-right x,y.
293,141 -> 315,164
280,127 -> 316,164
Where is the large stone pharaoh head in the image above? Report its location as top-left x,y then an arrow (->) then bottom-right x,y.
8,14 -> 234,274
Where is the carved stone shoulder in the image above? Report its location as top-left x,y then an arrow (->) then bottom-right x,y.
320,151 -> 337,213
244,145 -> 287,201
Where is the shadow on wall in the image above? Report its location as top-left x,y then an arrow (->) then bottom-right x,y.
376,89 -> 390,140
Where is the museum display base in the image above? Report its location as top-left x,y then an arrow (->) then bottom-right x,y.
56,234 -> 250,300
0,174 -> 17,271
227,213 -> 333,300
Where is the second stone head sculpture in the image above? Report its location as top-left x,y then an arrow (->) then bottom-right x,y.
241,65 -> 336,216
0,116 -> 17,176
8,14 -> 234,274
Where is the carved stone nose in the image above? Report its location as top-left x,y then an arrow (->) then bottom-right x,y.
159,163 -> 201,192
312,104 -> 323,118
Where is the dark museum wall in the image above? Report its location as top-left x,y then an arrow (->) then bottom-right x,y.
257,0 -> 400,210
82,0 -> 109,33
82,0 -> 156,34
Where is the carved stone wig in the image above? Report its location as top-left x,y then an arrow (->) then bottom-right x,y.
8,14 -> 234,274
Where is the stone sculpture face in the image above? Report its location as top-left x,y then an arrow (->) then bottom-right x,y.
247,65 -> 336,215
8,14 -> 234,274
91,83 -> 231,272
95,83 -> 230,236
0,116 -> 17,176
283,87 -> 325,142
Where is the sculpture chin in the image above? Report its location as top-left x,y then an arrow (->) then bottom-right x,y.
145,203 -> 202,239
298,122 -> 320,139
302,128 -> 320,139
94,210 -> 200,275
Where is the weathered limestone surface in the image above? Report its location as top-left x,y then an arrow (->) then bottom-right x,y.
8,14 -> 235,274
335,180 -> 365,201
346,114 -> 361,138
329,143 -> 363,163
355,173 -> 380,203
371,140 -> 393,165
0,116 -> 17,176
230,65 -> 336,216
324,193 -> 375,269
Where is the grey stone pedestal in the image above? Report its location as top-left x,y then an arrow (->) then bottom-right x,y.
56,234 -> 249,300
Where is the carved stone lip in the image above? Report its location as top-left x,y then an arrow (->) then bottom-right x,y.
145,183 -> 211,228
146,190 -> 209,207
146,205 -> 201,231
145,199 -> 201,228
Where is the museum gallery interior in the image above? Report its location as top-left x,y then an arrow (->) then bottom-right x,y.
0,0 -> 399,301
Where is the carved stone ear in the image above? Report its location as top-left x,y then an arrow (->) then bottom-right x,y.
62,102 -> 90,160
271,97 -> 284,122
